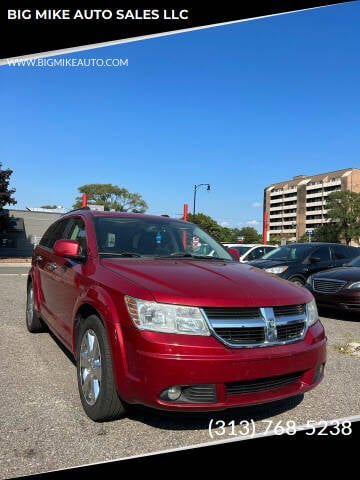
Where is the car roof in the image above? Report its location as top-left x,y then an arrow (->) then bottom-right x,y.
223,243 -> 268,247
279,242 -> 353,247
61,208 -> 184,222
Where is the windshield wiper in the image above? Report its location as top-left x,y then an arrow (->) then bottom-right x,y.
99,252 -> 142,258
157,253 -> 227,261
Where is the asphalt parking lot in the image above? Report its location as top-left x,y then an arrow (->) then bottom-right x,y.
0,270 -> 359,479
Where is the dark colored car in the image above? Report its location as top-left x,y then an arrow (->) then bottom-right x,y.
26,208 -> 326,422
305,254 -> 360,313
248,242 -> 360,286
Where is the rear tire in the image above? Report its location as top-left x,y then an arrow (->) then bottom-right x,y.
26,282 -> 45,333
76,314 -> 126,422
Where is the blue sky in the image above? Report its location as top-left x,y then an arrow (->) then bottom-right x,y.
1,2 -> 360,232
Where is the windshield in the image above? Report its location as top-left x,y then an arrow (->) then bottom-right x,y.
347,254 -> 360,267
93,216 -> 234,260
261,244 -> 315,261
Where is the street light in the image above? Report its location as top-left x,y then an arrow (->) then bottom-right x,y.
193,183 -> 211,216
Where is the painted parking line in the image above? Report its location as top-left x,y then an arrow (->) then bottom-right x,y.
0,273 -> 28,276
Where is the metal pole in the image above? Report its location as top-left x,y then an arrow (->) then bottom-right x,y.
193,185 -> 197,216
193,184 -> 210,216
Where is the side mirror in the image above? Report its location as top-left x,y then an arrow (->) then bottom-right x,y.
53,239 -> 85,261
227,247 -> 240,261
309,256 -> 321,263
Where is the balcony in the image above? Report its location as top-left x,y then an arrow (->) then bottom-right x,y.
306,183 -> 323,191
323,189 -> 341,196
323,180 -> 341,188
306,218 -> 325,224
306,192 -> 324,200
306,200 -> 324,207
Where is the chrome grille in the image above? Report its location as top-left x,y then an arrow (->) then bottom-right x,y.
313,278 -> 346,293
274,304 -> 305,316
277,322 -> 305,340
204,307 -> 261,319
202,304 -> 307,348
212,327 -> 265,344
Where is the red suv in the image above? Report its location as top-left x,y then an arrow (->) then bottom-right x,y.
26,208 -> 326,422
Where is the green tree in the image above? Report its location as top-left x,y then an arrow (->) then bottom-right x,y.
0,162 -> 17,210
268,234 -> 282,245
237,227 -> 262,243
188,214 -> 263,244
0,162 -> 17,232
188,213 -> 224,241
312,223 -> 340,243
73,183 -> 148,212
219,226 -> 235,242
325,191 -> 360,244
299,232 -> 309,243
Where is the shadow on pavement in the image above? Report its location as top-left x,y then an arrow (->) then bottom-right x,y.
319,308 -> 359,322
45,322 -> 305,431
124,395 -> 304,431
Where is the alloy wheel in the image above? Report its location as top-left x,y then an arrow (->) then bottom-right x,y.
79,329 -> 102,406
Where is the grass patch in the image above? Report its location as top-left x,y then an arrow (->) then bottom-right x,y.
334,342 -> 360,356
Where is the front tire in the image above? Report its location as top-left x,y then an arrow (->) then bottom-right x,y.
26,282 -> 45,333
76,314 -> 126,422
289,276 -> 305,286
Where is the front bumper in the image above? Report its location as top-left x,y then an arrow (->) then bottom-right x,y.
307,288 -> 360,313
111,321 -> 326,411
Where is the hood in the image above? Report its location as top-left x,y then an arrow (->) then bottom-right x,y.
312,266 -> 360,282
100,258 -> 312,307
247,258 -> 298,269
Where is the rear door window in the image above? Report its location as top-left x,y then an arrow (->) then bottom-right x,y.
310,246 -> 331,262
332,244 -> 358,259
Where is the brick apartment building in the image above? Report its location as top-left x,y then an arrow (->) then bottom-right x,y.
264,167 -> 360,242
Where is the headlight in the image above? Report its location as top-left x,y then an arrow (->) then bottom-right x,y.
306,298 -> 318,326
346,282 -> 360,289
265,266 -> 288,274
306,275 -> 313,286
125,296 -> 210,335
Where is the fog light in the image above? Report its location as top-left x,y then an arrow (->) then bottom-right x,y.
313,363 -> 325,383
167,386 -> 182,400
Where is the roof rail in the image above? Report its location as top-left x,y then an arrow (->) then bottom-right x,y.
60,206 -> 90,216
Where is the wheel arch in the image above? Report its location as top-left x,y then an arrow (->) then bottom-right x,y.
288,274 -> 307,285
72,292 -> 130,398
75,311 -> 127,421
27,272 -> 41,314
74,303 -> 101,356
